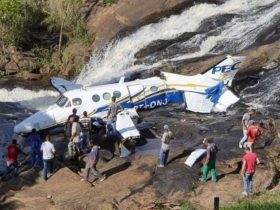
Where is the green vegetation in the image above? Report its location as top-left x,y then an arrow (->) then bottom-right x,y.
103,0 -> 118,6
181,201 -> 196,210
0,0 -> 27,50
222,190 -> 280,210
222,202 -> 280,210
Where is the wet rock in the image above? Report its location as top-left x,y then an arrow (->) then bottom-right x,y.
263,61 -> 279,70
15,71 -> 42,80
135,32 -> 197,60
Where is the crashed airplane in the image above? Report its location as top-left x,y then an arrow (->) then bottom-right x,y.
14,55 -> 245,135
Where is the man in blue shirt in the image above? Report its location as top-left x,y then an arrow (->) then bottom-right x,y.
27,128 -> 42,168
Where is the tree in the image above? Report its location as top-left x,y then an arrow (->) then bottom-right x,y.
43,0 -> 81,56
0,0 -> 26,52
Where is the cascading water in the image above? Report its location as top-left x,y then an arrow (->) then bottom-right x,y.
0,0 -> 279,111
77,0 -> 280,86
240,67 -> 280,117
0,88 -> 58,110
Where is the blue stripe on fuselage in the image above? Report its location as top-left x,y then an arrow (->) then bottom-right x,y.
95,90 -> 184,113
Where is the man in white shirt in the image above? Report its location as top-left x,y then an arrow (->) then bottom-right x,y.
239,109 -> 256,148
40,135 -> 55,181
158,125 -> 173,167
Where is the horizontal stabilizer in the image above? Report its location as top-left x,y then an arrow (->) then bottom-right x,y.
184,92 -> 214,113
212,89 -> 239,112
116,111 -> 140,139
185,149 -> 206,167
50,77 -> 82,94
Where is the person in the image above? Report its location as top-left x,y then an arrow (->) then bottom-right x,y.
239,120 -> 255,149
81,140 -> 106,183
241,146 -> 260,196
67,108 -> 79,122
40,135 -> 55,181
68,117 -> 81,158
200,138 -> 218,182
27,128 -> 42,168
80,111 -> 92,150
158,125 -> 173,167
65,108 -> 79,139
2,139 -> 21,180
239,109 -> 256,148
106,96 -> 123,136
246,122 -> 264,152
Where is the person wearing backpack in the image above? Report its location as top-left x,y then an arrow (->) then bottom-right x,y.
158,125 -> 173,167
200,138 -> 218,182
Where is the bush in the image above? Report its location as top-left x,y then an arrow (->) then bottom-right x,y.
0,0 -> 27,49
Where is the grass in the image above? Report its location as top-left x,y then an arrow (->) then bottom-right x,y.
222,202 -> 280,210
181,201 -> 196,210
222,190 -> 280,210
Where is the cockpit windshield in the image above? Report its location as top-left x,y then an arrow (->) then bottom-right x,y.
56,95 -> 69,107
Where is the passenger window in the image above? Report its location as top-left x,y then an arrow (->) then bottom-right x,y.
113,90 -> 121,98
150,86 -> 158,92
92,94 -> 100,102
103,92 -> 111,100
72,98 -> 82,106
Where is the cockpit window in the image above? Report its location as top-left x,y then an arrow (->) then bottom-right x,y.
56,96 -> 69,107
72,98 -> 82,106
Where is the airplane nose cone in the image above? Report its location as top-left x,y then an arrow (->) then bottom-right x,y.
14,111 -> 56,134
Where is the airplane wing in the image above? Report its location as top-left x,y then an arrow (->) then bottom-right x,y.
50,77 -> 82,94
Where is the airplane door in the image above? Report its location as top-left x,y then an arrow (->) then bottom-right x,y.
127,85 -> 146,110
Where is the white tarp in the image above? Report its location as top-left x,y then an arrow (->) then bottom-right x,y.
184,92 -> 214,113
184,149 -> 207,167
116,111 -> 140,139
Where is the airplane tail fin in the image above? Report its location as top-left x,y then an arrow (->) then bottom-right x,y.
203,55 -> 246,86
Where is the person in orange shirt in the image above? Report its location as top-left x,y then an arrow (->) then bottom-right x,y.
246,121 -> 264,152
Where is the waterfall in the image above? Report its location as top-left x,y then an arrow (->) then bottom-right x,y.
77,0 -> 279,86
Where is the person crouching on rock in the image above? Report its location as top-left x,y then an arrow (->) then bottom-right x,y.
241,146 -> 260,196
1,139 -> 22,181
81,140 -> 106,183
158,124 -> 173,168
246,121 -> 264,152
200,138 -> 218,182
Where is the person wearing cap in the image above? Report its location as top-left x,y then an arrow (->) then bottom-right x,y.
106,96 -> 123,136
158,125 -> 173,167
239,109 -> 256,148
200,138 -> 218,182
246,122 -> 264,152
